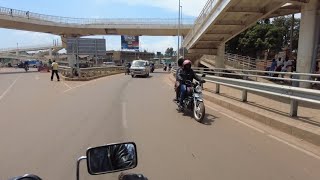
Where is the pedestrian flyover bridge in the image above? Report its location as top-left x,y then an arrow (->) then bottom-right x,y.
183,0 -> 306,58
0,6 -> 193,37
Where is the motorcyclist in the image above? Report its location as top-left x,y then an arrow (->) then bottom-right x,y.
24,61 -> 29,70
126,62 -> 131,74
89,144 -> 134,173
174,57 -> 185,102
177,60 -> 205,109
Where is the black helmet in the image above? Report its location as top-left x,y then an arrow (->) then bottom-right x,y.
178,57 -> 184,67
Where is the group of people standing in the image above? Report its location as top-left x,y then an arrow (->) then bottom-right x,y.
268,57 -> 296,78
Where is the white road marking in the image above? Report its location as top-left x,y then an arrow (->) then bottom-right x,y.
268,135 -> 320,160
62,82 -> 72,90
206,105 -> 320,160
122,102 -> 128,129
206,105 -> 265,134
0,76 -> 20,102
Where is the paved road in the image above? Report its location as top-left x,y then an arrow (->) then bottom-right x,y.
0,69 -> 320,180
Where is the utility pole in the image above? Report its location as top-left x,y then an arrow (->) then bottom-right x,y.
181,5 -> 184,58
290,14 -> 295,53
177,0 -> 181,62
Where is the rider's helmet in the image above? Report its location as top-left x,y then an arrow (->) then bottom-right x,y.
178,57 -> 184,67
182,59 -> 192,70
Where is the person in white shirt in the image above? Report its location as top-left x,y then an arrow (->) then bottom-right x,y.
281,58 -> 292,78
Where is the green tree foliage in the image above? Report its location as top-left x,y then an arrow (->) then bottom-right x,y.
226,16 -> 300,57
165,47 -> 174,57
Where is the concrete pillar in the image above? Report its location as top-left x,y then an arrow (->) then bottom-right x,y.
297,0 -> 320,88
215,43 -> 225,68
49,48 -> 53,60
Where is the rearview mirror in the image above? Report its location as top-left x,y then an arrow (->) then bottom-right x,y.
86,142 -> 137,175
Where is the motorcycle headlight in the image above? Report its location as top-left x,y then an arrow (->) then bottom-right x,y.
195,85 -> 202,93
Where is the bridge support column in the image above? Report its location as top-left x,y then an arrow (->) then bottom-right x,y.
49,48 -> 53,60
216,43 -> 225,68
297,0 -> 320,88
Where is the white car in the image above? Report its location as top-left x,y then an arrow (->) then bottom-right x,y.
130,60 -> 150,78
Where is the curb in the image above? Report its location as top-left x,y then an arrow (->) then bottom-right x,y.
168,75 -> 320,146
60,71 -> 124,81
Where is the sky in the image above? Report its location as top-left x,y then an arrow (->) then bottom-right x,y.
0,0 -> 208,53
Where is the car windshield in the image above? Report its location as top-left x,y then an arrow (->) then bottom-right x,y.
131,61 -> 145,67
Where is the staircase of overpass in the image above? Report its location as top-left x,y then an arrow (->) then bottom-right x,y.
0,6 -> 193,39
183,0 -> 306,58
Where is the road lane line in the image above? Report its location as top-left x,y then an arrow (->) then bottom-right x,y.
268,135 -> 320,160
0,76 -> 20,102
206,105 -> 320,160
122,102 -> 128,128
206,105 -> 265,134
62,82 -> 72,90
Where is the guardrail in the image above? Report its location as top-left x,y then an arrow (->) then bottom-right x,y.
0,6 -> 195,26
172,67 -> 320,117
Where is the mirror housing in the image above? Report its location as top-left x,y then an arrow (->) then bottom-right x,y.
86,142 -> 137,175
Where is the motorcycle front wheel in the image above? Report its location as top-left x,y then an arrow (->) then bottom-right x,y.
194,101 -> 205,122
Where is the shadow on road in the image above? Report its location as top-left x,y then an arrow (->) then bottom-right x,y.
0,71 -> 39,75
151,71 -> 170,74
201,114 -> 216,125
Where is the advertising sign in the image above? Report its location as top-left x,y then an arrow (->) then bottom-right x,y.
66,38 -> 106,56
121,36 -> 139,50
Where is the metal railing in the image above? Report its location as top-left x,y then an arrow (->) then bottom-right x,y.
183,0 -> 221,46
172,67 -> 320,117
0,6 -> 195,26
200,53 -> 267,70
0,44 -> 62,53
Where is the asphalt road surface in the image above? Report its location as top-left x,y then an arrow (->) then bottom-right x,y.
1,69 -> 320,180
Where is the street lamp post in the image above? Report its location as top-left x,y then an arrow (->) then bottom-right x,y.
177,0 -> 181,62
181,5 -> 184,58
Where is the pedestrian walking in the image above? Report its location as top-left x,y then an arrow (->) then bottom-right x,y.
51,60 -> 60,81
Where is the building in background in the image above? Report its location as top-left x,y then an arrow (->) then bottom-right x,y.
106,51 -> 155,65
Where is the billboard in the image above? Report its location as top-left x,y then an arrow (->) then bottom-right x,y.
66,38 -> 106,56
121,35 -> 139,50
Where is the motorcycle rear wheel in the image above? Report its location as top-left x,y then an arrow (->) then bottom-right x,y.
194,101 -> 205,122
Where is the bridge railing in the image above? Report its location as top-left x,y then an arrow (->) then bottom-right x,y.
0,44 -> 61,53
172,67 -> 320,117
0,6 -> 195,26
183,0 -> 221,46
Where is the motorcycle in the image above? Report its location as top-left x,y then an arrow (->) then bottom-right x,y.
163,66 -> 167,71
24,65 -> 29,72
10,142 -> 148,180
175,76 -> 206,122
168,66 -> 172,72
125,67 -> 130,75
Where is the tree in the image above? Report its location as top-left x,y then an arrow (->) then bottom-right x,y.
226,16 -> 300,58
165,47 -> 174,57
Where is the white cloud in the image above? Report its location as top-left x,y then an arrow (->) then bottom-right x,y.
140,36 -> 177,53
104,0 -> 207,17
3,30 -> 60,48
